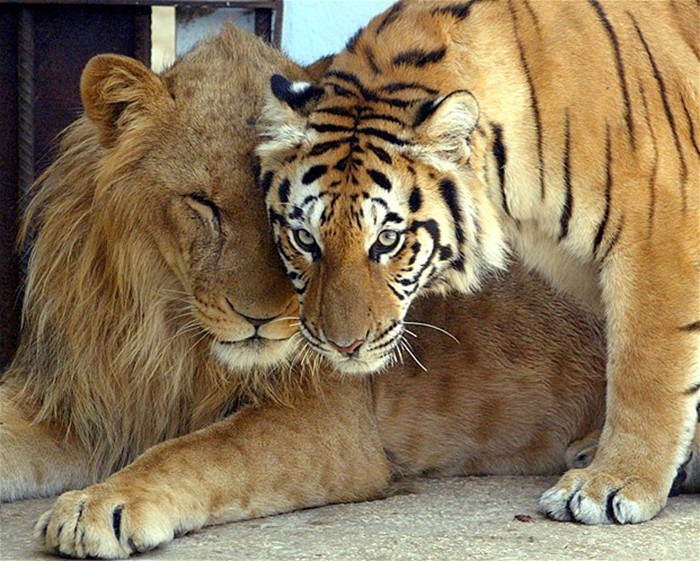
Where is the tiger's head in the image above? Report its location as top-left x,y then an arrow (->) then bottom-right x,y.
257,72 -> 508,374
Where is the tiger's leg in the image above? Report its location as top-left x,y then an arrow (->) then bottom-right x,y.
36,380 -> 390,559
0,384 -> 94,502
566,424 -> 700,495
541,240 -> 700,524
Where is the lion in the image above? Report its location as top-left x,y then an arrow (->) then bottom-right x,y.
0,25 -> 651,559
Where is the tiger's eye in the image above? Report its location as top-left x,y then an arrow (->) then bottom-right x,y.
377,230 -> 399,249
293,228 -> 317,252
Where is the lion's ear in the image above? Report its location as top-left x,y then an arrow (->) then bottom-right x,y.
80,54 -> 170,146
410,90 -> 480,166
256,75 -> 323,164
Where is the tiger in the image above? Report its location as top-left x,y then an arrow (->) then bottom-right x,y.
256,0 -> 700,525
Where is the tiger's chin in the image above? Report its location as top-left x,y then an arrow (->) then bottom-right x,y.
213,337 -> 296,372
325,352 -> 394,376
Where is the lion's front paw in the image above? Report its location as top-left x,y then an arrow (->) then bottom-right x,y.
35,485 -> 196,559
539,468 -> 667,525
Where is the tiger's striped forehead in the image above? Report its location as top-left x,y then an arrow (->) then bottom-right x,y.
263,81 -> 435,233
266,146 -> 413,244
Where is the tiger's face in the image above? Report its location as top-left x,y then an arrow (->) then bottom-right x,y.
257,75 -> 508,373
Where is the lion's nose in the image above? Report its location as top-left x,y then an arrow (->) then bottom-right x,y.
239,313 -> 276,328
329,339 -> 365,356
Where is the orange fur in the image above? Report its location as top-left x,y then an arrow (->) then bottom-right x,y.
0,22 -> 673,560
258,0 -> 699,524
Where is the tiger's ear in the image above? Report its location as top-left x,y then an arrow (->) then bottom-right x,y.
410,90 -> 480,166
80,54 -> 171,147
257,74 -> 324,163
270,74 -> 324,114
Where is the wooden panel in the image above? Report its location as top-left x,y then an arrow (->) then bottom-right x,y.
0,4 -> 151,370
0,7 -> 20,370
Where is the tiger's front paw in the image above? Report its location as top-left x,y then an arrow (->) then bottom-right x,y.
539,468 -> 668,525
35,484 -> 202,559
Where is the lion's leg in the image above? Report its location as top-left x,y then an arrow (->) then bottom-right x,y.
564,430 -> 602,470
541,239 -> 699,524
0,384 -> 94,502
36,379 -> 390,559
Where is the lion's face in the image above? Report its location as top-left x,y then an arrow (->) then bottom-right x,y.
80,47 -> 304,372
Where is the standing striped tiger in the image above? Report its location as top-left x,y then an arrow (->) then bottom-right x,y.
257,0 -> 699,524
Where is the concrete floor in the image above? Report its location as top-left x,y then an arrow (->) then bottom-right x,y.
1,476 -> 698,561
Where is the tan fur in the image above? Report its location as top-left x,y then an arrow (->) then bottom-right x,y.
258,0 -> 700,524
0,24 -> 657,560
0,26 -> 311,500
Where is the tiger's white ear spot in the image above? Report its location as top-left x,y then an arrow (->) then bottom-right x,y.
410,90 -> 480,166
256,75 -> 322,164
270,74 -> 324,113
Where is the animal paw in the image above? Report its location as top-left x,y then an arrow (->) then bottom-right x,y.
35,484 -> 201,559
539,468 -> 667,525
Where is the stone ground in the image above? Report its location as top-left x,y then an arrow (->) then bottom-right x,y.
1,476 -> 698,561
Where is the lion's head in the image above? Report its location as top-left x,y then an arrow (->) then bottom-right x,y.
5,26 -> 315,474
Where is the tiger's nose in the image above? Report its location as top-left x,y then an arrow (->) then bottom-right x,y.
329,339 -> 365,356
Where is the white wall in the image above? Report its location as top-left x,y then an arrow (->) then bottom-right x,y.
281,0 -> 395,65
158,1 -> 395,71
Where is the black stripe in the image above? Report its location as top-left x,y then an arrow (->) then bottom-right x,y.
346,27 -> 364,53
376,1 -> 404,35
334,155 -> 350,172
330,83 -> 358,99
380,82 -> 438,95
385,212 -> 403,224
310,139 -> 350,156
438,178 -> 466,271
316,106 -> 356,119
387,283 -> 406,301
680,321 -> 700,332
409,187 -> 422,213
367,143 -> 393,164
593,126 -> 612,257
684,382 -> 700,395
357,127 -> 409,146
308,123 -> 354,134
325,71 -> 412,108
558,110 -> 573,241
278,179 -> 291,204
431,1 -> 481,20
325,71 -> 366,93
302,165 -> 328,185
490,123 -> 511,218
680,94 -> 700,158
260,171 -> 274,196
362,113 -> 407,126
112,506 -> 123,541
268,210 -> 286,228
392,47 -> 447,68
522,0 -> 540,28
638,81 -> 658,232
370,197 -> 389,210
631,14 -> 688,212
508,0 -> 545,199
366,48 -> 381,75
589,0 -> 635,149
600,218 -> 623,263
368,169 -> 393,191
414,99 -> 438,128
